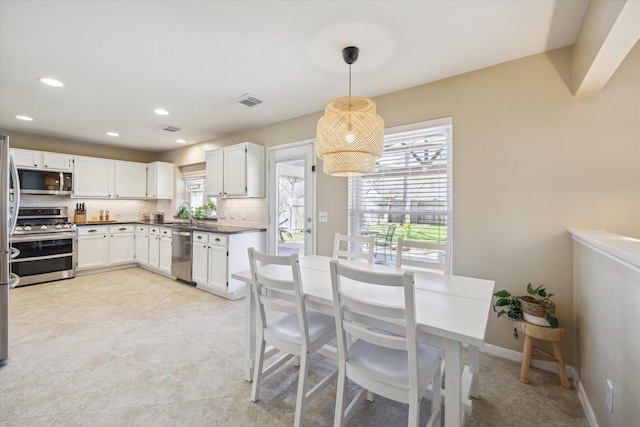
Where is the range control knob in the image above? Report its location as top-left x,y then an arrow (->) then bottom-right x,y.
24,226 -> 31,231
40,225 -> 48,230
56,224 -> 63,229
15,226 -> 22,232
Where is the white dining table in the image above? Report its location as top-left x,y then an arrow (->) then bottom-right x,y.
231,255 -> 495,427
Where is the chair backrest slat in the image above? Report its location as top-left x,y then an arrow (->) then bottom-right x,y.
330,260 -> 417,356
248,247 -> 309,340
333,233 -> 374,263
396,238 -> 451,274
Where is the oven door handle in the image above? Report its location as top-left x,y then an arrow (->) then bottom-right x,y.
10,247 -> 20,259
11,252 -> 74,263
10,232 -> 77,243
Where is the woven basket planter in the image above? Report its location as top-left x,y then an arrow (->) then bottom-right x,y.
520,296 -> 555,326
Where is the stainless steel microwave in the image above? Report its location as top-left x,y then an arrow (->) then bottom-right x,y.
15,169 -> 73,195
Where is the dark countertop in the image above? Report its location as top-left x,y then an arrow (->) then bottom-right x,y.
76,220 -> 266,235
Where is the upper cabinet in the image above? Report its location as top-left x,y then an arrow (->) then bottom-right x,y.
114,161 -> 147,198
206,142 -> 264,198
74,155 -> 173,199
11,148 -> 72,171
73,156 -> 115,197
147,161 -> 173,199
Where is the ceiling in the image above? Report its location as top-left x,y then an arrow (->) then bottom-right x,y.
0,0 -> 589,152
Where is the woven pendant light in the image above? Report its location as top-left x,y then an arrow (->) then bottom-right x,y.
316,47 -> 384,176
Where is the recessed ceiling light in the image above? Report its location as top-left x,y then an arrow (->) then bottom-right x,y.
38,77 -> 64,87
107,132 -> 119,137
176,139 -> 186,144
16,115 -> 34,121
154,108 -> 169,115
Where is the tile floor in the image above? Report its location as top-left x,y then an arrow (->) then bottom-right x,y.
0,268 -> 588,426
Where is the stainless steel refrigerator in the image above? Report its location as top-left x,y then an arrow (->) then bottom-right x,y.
1,134 -> 21,366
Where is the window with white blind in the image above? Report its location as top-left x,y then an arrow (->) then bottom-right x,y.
348,118 -> 452,262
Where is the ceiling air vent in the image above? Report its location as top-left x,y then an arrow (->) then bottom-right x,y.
158,125 -> 181,132
231,93 -> 263,107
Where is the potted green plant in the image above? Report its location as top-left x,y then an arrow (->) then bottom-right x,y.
492,283 -> 559,328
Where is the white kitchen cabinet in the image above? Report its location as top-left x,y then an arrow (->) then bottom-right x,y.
11,148 -> 72,171
77,226 -> 109,270
73,156 -> 114,197
135,225 -> 149,265
77,224 -> 137,271
147,161 -> 173,199
192,233 -> 209,285
114,161 -> 147,198
205,150 -> 224,197
192,230 -> 265,300
108,225 -> 135,265
205,142 -> 264,198
147,226 -> 172,274
159,227 -> 172,275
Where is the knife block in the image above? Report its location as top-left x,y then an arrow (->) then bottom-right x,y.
74,212 -> 86,224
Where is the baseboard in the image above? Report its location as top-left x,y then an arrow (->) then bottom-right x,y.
480,344 -> 597,426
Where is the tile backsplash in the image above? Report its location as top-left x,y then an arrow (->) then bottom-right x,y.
19,195 -> 267,228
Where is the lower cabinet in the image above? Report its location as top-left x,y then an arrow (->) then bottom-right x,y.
148,226 -> 172,274
77,224 -> 135,270
192,230 -> 265,300
135,225 -> 150,265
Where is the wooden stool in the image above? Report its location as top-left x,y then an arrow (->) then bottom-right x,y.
516,320 -> 570,389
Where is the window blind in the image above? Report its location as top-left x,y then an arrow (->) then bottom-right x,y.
348,122 -> 452,244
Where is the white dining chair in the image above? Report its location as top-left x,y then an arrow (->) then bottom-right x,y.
248,248 -> 338,427
332,233 -> 374,263
329,260 -> 443,427
395,238 -> 451,274
396,239 -> 481,401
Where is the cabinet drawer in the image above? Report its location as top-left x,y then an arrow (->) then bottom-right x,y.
193,232 -> 209,243
136,225 -> 149,233
110,225 -> 134,233
159,227 -> 172,237
208,234 -> 227,247
149,226 -> 160,235
78,225 -> 108,235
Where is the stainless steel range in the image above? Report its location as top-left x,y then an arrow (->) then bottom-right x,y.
10,207 -> 76,286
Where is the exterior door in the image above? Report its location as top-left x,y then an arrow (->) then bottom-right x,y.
267,141 -> 316,256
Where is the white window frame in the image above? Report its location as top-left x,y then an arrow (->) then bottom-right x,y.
348,117 -> 453,262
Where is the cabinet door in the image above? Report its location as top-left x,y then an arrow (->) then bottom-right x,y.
10,148 -> 41,169
224,144 -> 247,196
159,236 -> 172,274
74,156 -> 114,197
135,233 -> 149,264
149,235 -> 160,268
192,241 -> 209,284
206,150 -> 224,196
42,152 -> 72,171
77,234 -> 109,270
207,244 -> 228,290
147,161 -> 173,199
115,161 -> 147,198
109,233 -> 135,264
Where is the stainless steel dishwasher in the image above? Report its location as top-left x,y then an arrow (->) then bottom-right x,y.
171,229 -> 194,283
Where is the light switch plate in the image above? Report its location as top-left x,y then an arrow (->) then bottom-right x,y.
319,212 -> 328,222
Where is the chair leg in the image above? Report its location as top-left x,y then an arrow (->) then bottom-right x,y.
520,334 -> 533,384
293,353 -> 310,427
408,398 -> 419,427
251,338 -> 267,402
430,362 -> 442,427
551,341 -> 570,389
334,366 -> 347,427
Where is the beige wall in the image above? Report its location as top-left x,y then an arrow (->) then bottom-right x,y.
158,44 -> 640,364
0,130 -> 157,163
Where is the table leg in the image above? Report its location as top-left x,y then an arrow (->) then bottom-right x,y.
444,339 -> 463,427
244,282 -> 256,382
468,345 -> 480,399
